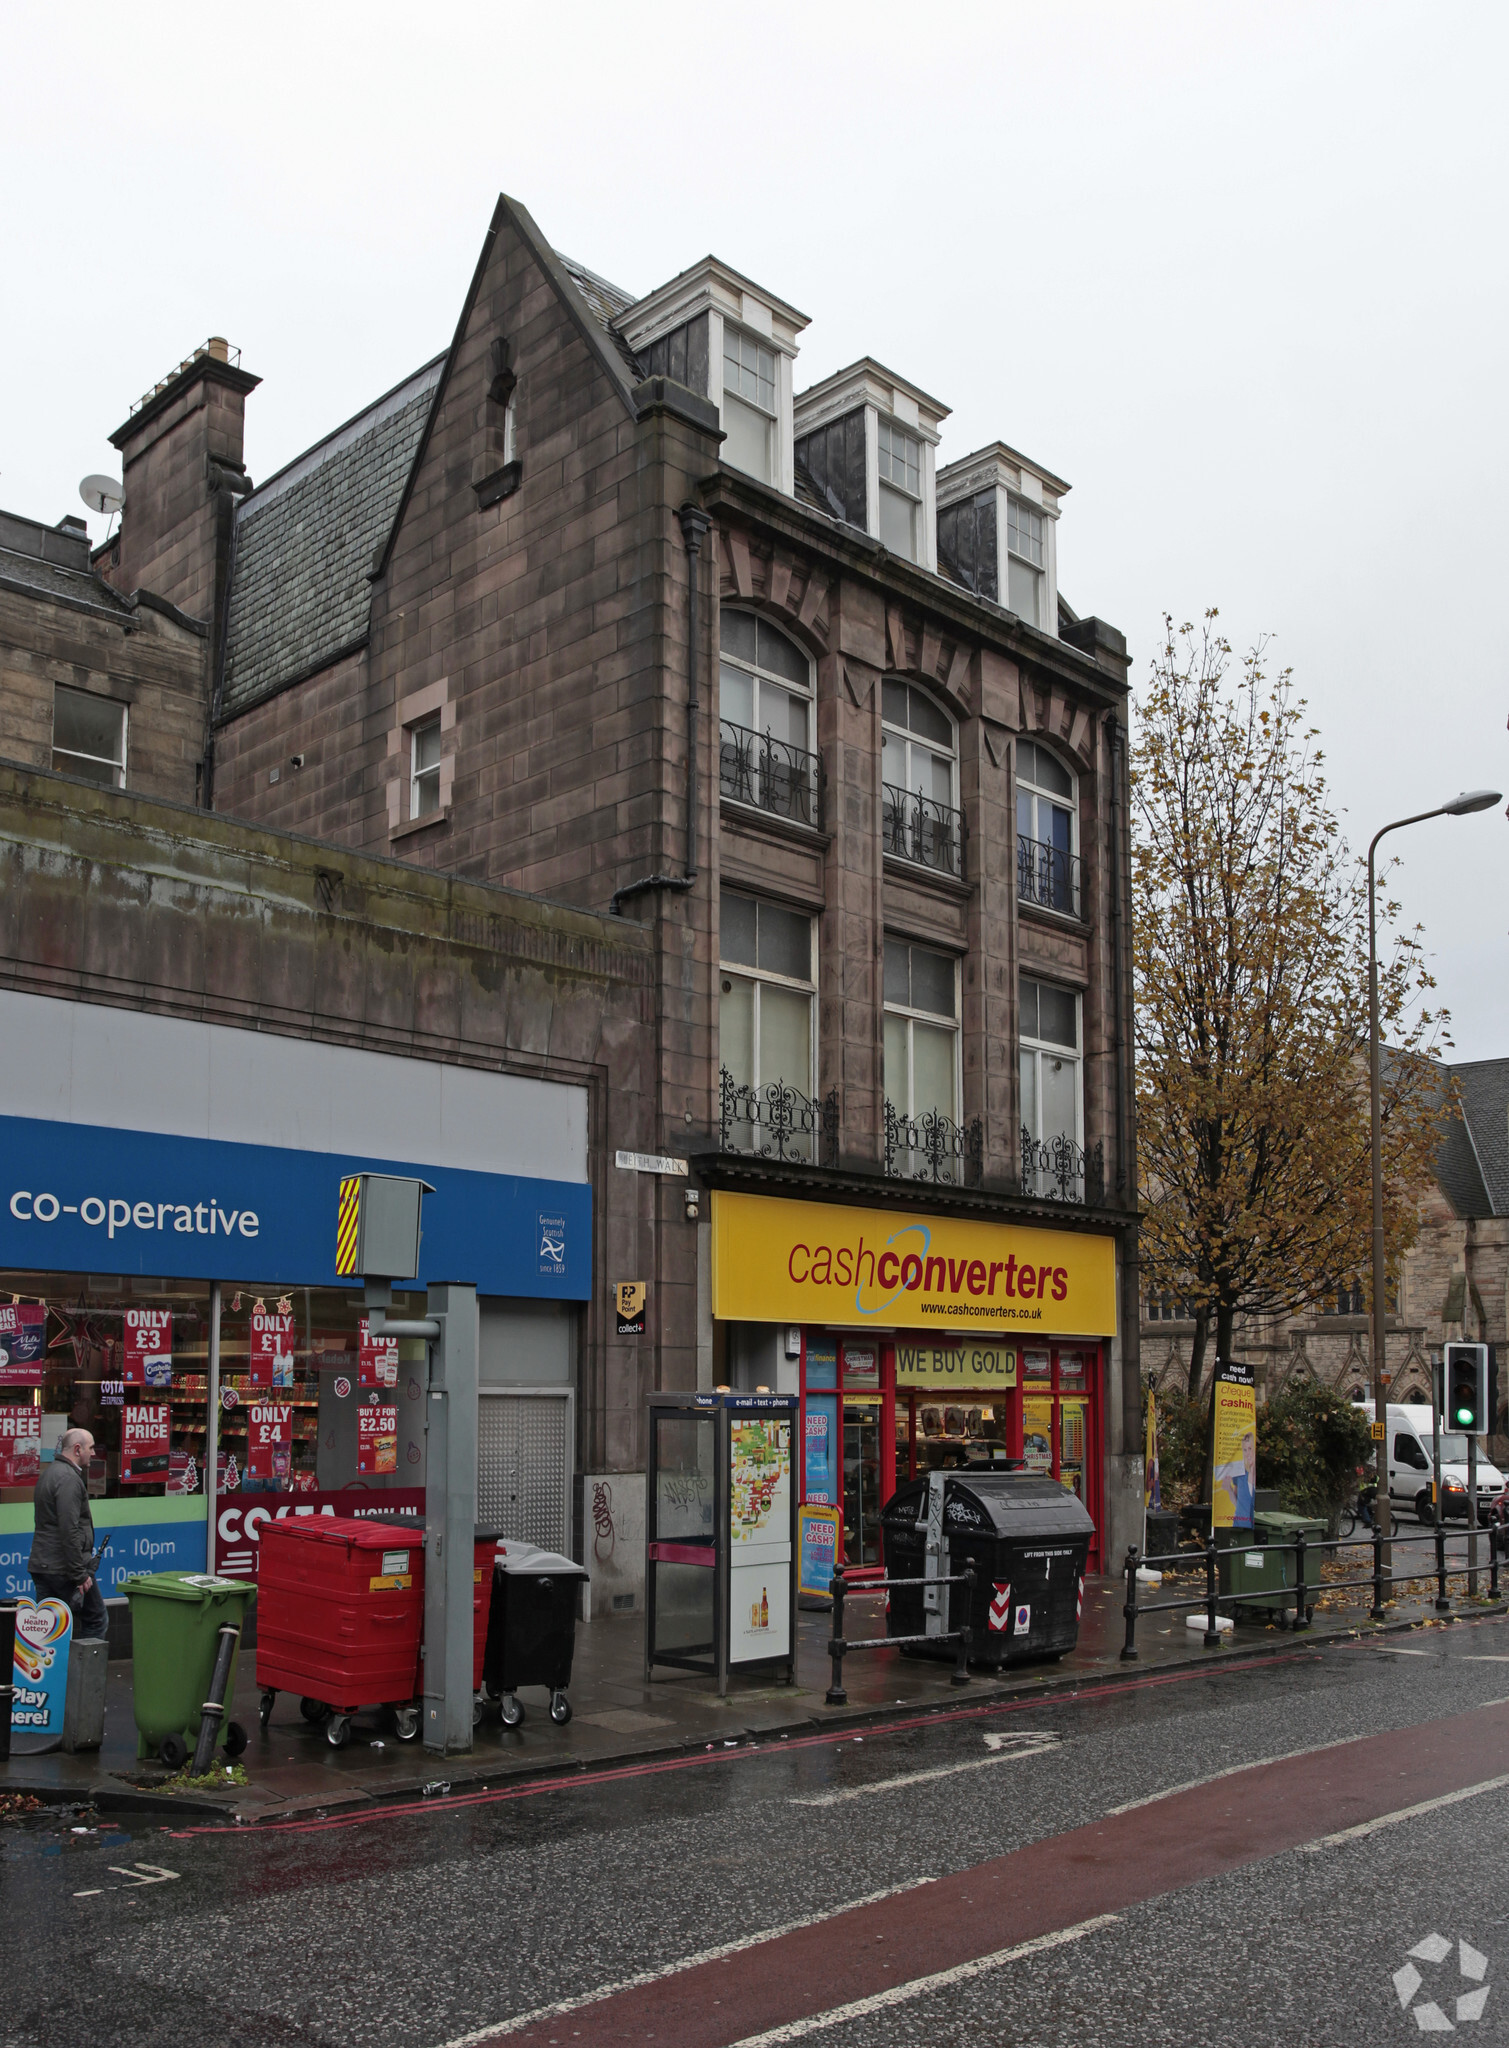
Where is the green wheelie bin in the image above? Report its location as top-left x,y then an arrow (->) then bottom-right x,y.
124,1571 -> 258,1768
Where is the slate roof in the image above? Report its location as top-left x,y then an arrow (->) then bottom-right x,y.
0,509 -> 134,621
1448,1059 -> 1509,1217
220,356 -> 444,719
556,254 -> 643,382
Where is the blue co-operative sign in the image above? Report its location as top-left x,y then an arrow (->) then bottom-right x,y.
0,1114 -> 591,1297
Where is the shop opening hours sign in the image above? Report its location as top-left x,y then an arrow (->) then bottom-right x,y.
0,1304 -> 47,1386
123,1308 -> 172,1388
358,1398 -> 398,1474
249,1311 -> 295,1388
122,1403 -> 170,1484
247,1402 -> 293,1482
0,1406 -> 40,1485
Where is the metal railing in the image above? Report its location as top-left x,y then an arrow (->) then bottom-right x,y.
1017,834 -> 1081,917
719,1066 -> 839,1166
1021,1127 -> 1104,1205
1118,1522 -> 1506,1659
884,1099 -> 983,1186
719,719 -> 824,831
882,783 -> 965,880
825,1563 -> 977,1703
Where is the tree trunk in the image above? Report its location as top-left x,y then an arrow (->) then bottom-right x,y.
1186,1308 -> 1209,1399
1214,1300 -> 1236,1369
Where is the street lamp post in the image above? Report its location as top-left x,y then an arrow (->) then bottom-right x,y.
1367,789 -> 1501,1584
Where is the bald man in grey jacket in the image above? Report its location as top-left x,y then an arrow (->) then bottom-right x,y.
29,1428 -> 108,1640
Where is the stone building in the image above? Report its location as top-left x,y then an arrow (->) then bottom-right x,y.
1142,1059 -> 1509,1453
1,191 -> 1144,1587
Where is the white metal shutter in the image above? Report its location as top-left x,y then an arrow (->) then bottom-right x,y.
477,1388 -> 573,1553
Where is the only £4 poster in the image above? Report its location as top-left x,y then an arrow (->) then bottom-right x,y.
1211,1360 -> 1257,1530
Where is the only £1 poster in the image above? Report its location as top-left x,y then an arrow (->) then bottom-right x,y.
248,1311 -> 296,1389
1210,1360 -> 1257,1530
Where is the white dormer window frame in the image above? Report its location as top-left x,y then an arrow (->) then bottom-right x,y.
795,362 -> 947,574
935,442 -> 1067,637
618,260 -> 808,499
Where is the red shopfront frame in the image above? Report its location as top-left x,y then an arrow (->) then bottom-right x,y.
798,1332 -> 1104,1576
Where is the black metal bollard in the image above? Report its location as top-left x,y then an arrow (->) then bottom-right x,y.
1203,1534 -> 1220,1647
1370,1518 -> 1386,1621
825,1568 -> 848,1706
1436,1520 -> 1451,1613
191,1622 -> 241,1776
952,1565 -> 975,1686
1121,1545 -> 1140,1662
1292,1530 -> 1309,1632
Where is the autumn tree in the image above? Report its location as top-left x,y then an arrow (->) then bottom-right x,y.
1132,615 -> 1446,1396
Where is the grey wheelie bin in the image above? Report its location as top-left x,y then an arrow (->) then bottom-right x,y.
882,1472 -> 1095,1668
481,1541 -> 590,1727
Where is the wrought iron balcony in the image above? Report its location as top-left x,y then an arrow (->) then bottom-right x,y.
719,719 -> 824,831
1017,833 -> 1081,917
882,783 -> 965,881
1020,1127 -> 1105,1205
884,1100 -> 983,1186
720,1066 -> 839,1167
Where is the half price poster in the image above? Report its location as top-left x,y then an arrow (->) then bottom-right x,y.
122,1307 -> 172,1389
122,1403 -> 170,1484
357,1399 -> 398,1475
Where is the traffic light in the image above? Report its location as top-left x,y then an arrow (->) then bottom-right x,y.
1444,1343 -> 1490,1433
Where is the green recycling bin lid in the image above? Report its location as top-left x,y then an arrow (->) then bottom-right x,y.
1252,1511 -> 1326,1535
123,1571 -> 255,1601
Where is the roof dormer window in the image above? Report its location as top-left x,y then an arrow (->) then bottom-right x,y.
936,444 -> 1067,637
722,328 -> 778,484
1007,495 -> 1047,627
877,419 -> 923,561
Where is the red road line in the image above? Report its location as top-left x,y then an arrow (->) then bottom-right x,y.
168,1652 -> 1316,1840
487,1697 -> 1509,2048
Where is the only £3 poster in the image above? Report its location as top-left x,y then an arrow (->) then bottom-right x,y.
1211,1360 -> 1257,1530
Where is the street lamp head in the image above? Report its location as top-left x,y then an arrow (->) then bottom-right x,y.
1442,789 -> 1502,815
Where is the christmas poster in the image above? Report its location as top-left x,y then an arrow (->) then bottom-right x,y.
249,1311 -> 296,1389
357,1316 -> 399,1389
0,1305 -> 48,1387
121,1403 -> 171,1484
246,1401 -> 294,1483
0,1407 -> 41,1486
357,1399 -> 398,1475
122,1306 -> 173,1389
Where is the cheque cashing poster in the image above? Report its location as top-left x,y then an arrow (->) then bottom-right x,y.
1210,1360 -> 1257,1530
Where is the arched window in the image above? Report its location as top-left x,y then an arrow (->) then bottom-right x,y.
881,679 -> 961,877
1016,738 -> 1078,915
718,611 -> 819,827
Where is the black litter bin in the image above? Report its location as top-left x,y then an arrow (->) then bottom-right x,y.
882,1472 -> 1095,1668
482,1541 -> 589,1728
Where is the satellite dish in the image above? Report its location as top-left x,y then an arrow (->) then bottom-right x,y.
79,474 -> 124,516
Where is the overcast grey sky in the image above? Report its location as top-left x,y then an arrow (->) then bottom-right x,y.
5,3 -> 1506,1053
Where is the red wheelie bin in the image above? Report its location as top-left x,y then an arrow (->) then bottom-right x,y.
256,1518 -> 424,1748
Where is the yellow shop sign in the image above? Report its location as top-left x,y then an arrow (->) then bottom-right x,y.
710,1191 -> 1117,1337
895,1340 -> 1017,1390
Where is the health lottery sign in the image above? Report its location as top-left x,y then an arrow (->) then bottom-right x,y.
710,1192 -> 1117,1336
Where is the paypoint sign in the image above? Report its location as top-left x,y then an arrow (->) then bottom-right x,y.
710,1191 -> 1117,1335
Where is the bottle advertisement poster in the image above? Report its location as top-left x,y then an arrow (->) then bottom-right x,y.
357,1315 -> 399,1389
0,1303 -> 48,1387
248,1311 -> 296,1389
1210,1359 -> 1257,1530
246,1402 -> 294,1483
122,1307 -> 173,1389
0,1406 -> 41,1486
121,1402 -> 171,1484
10,1595 -> 72,1751
357,1399 -> 399,1475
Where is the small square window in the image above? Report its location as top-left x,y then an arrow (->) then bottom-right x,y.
723,329 -> 776,415
1007,496 -> 1045,566
410,717 -> 442,819
876,419 -> 921,497
52,685 -> 126,788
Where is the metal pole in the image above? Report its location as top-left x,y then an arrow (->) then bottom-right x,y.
1121,1545 -> 1140,1661
826,1569 -> 848,1705
422,1282 -> 478,1755
1292,1529 -> 1309,1632
1436,1518 -> 1450,1613
1367,825 -> 1392,1574
1203,1534 -> 1219,1647
205,1281 -> 221,1575
1469,1433 -> 1480,1596
1370,1515 -> 1385,1621
952,1565 -> 975,1687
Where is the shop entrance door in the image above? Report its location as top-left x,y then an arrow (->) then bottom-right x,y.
842,1397 -> 882,1567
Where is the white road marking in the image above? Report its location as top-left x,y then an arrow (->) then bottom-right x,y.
788,1732 -> 1060,1807
1462,1655 -> 1509,1662
75,1863 -> 180,1899
426,1881 -> 937,2047
1104,1735 -> 1361,1816
1357,1646 -> 1432,1656
1300,1773 -> 1509,1852
723,1912 -> 1121,2045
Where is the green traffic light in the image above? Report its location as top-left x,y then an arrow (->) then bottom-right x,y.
1455,1405 -> 1476,1426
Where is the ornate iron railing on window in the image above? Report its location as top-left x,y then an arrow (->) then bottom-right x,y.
719,719 -> 824,831
1016,834 -> 1081,917
1020,1128 -> 1105,1205
882,783 -> 965,881
883,1100 -> 983,1186
720,1066 -> 839,1166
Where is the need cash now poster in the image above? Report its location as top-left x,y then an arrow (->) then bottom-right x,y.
1210,1360 -> 1257,1530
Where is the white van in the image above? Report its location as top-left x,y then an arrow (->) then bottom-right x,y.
1355,1401 -> 1503,1524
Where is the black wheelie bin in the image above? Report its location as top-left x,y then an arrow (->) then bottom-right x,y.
481,1540 -> 590,1727
882,1471 -> 1095,1668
